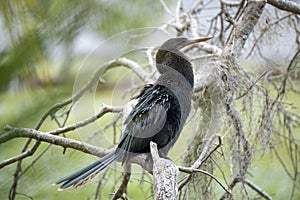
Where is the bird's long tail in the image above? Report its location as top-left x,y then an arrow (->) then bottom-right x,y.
55,151 -> 121,190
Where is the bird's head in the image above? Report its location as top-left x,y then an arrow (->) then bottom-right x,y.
159,37 -> 212,51
156,37 -> 212,65
156,37 -> 212,88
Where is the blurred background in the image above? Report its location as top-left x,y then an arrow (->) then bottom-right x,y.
0,0 -> 299,199
0,1 -> 176,199
0,0 -> 169,133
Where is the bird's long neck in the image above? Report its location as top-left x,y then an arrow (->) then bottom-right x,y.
156,49 -> 194,88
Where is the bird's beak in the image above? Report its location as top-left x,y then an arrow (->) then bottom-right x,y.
182,37 -> 212,48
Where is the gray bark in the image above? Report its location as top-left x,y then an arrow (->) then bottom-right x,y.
150,142 -> 178,200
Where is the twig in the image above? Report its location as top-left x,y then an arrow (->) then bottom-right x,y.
178,166 -> 231,195
219,177 -> 241,200
159,0 -> 174,16
112,164 -> 131,200
191,134 -> 222,169
178,134 -> 222,191
245,13 -> 293,59
235,70 -> 269,100
94,170 -> 109,200
19,144 -> 52,177
48,104 -> 123,136
221,2 -> 237,26
243,179 -> 272,200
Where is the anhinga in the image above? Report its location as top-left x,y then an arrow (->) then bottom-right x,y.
55,37 -> 212,190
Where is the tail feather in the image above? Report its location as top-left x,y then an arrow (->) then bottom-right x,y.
55,151 -> 121,190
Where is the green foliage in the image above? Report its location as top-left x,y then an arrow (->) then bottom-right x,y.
0,0 -> 164,90
0,85 -> 72,131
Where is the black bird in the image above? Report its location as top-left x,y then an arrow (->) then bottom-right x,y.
55,37 -> 211,190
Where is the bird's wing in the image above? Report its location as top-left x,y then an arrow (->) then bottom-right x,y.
117,84 -> 173,155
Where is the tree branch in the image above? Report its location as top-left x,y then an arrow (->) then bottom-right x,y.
242,179 -> 272,200
267,0 -> 300,15
112,164 -> 131,200
0,103 -> 123,169
1,104 -> 122,143
219,177 -> 241,200
106,58 -> 154,83
150,142 -> 178,200
178,134 -> 222,191
178,166 -> 231,195
1,126 -> 111,158
0,125 -> 155,174
225,0 -> 266,58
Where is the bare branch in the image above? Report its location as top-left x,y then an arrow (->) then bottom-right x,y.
243,179 -> 273,200
192,134 -> 222,169
106,58 -> 154,83
1,125 -> 111,158
221,0 -> 241,6
178,166 -> 231,195
150,142 -> 178,200
159,0 -> 174,17
178,134 -> 222,190
0,103 -> 122,169
219,177 -> 241,200
0,126 -> 157,175
1,104 -> 122,143
225,0 -> 266,58
267,0 -> 300,15
112,164 -> 131,200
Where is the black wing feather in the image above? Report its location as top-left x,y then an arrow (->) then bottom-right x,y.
117,84 -> 175,160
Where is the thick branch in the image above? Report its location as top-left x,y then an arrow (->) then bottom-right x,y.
150,142 -> 178,200
225,0 -> 266,58
1,126 -> 111,157
106,57 -> 154,83
267,0 -> 300,15
0,125 -> 153,173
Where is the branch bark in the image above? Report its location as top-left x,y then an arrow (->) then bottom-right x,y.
178,134 -> 222,191
0,104 -> 122,144
178,166 -> 231,195
267,0 -> 300,15
0,125 -> 157,175
150,142 -> 178,200
112,164 -> 131,200
243,179 -> 272,200
1,126 -> 111,159
225,0 -> 266,58
106,57 -> 154,83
